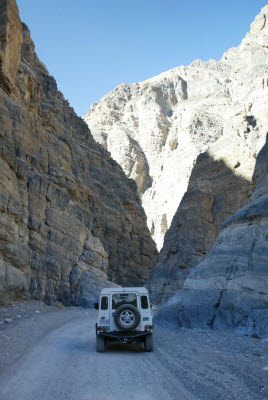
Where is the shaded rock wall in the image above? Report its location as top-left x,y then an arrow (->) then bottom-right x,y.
0,0 -> 157,306
147,151 -> 253,304
155,134 -> 268,335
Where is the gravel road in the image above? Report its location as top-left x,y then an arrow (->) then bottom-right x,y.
0,304 -> 267,400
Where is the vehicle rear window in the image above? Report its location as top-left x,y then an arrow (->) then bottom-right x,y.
112,293 -> 137,309
141,295 -> 148,309
101,296 -> 108,310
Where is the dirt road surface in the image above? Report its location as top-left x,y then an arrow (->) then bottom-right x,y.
0,307 -> 267,400
0,313 -> 192,400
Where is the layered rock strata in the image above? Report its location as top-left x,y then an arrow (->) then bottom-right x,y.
84,6 -> 268,305
147,149 -> 253,304
0,0 -> 157,306
156,134 -> 268,335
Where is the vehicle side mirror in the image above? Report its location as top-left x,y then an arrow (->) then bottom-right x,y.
150,301 -> 153,308
94,302 -> 99,310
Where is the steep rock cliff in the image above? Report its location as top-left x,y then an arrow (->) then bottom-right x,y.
155,134 -> 268,335
83,6 -> 268,253
0,0 -> 157,306
84,6 -> 268,308
147,6 -> 268,303
147,149 -> 253,304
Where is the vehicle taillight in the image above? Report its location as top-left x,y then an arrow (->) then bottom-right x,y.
97,326 -> 108,331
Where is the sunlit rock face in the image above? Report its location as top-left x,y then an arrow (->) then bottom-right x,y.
84,6 -> 268,254
0,0 -> 158,306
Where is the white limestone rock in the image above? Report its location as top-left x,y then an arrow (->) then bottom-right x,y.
83,5 -> 268,254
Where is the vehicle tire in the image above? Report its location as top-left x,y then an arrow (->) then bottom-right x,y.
114,304 -> 141,331
96,335 -> 105,352
144,333 -> 153,352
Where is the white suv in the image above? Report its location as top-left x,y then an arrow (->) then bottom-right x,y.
95,287 -> 153,352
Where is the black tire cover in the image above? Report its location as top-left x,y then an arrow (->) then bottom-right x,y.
114,304 -> 141,330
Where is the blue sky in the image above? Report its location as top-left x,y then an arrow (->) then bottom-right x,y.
17,0 -> 267,116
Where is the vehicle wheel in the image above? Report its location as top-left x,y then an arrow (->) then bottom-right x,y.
114,304 -> 141,331
96,335 -> 105,352
144,333 -> 153,352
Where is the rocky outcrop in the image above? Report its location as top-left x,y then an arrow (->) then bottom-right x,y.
83,6 -> 268,253
147,149 -> 253,304
148,6 -> 268,304
0,0 -> 22,94
155,134 -> 268,335
0,0 -> 157,306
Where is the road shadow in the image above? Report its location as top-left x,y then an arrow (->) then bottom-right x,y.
104,342 -> 144,353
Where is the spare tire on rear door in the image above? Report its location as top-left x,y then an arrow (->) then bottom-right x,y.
114,304 -> 141,330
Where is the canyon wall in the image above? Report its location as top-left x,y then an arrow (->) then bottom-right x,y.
85,6 -> 268,306
84,6 -> 268,252
156,133 -> 268,335
147,149 -> 253,304
0,0 -> 157,307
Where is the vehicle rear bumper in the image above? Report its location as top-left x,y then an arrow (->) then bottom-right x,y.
97,330 -> 152,343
